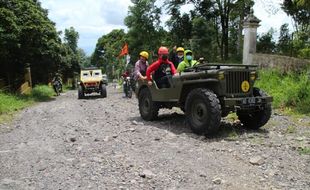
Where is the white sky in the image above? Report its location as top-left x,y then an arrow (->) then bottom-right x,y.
40,0 -> 293,55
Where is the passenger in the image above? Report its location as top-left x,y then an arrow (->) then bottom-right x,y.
169,46 -> 184,69
177,50 -> 199,73
134,51 -> 149,80
146,46 -> 176,88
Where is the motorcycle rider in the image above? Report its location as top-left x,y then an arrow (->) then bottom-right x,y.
134,51 -> 149,80
121,68 -> 131,97
146,46 -> 176,88
52,73 -> 62,94
177,50 -> 199,73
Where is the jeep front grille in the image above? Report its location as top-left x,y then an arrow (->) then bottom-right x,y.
226,71 -> 250,94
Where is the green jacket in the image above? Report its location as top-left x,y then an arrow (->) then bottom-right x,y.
177,50 -> 199,72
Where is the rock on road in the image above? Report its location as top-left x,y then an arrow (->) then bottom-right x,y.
0,86 -> 309,190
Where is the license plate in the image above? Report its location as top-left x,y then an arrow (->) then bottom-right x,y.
242,97 -> 260,105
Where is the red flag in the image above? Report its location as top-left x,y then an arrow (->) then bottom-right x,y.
118,43 -> 128,58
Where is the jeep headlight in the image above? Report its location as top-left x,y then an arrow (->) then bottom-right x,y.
218,71 -> 225,80
250,71 -> 256,81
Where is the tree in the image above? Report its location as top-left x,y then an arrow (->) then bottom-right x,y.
165,1 -> 192,47
91,29 -> 127,78
277,23 -> 292,55
63,27 -> 81,79
172,0 -> 253,61
124,0 -> 162,61
282,0 -> 310,33
191,17 -> 217,61
257,29 -> 276,53
64,27 -> 79,53
0,0 -> 63,87
282,0 -> 309,58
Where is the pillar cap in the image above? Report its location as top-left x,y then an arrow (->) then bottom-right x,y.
244,9 -> 261,27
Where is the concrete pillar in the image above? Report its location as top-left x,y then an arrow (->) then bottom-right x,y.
243,9 -> 261,64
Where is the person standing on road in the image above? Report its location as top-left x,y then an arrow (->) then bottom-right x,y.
134,51 -> 149,80
177,50 -> 199,73
146,46 -> 176,88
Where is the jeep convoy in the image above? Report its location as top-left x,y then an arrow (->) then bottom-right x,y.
78,68 -> 107,99
135,63 -> 273,135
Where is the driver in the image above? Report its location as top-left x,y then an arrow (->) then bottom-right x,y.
146,46 -> 176,88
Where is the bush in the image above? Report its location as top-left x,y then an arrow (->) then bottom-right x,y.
31,85 -> 54,101
256,69 -> 310,114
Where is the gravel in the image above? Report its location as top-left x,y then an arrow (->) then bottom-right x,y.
0,85 -> 309,190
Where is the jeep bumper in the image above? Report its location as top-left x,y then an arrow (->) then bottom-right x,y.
223,96 -> 273,110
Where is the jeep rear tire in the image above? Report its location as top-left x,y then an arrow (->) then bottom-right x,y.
139,88 -> 159,121
185,88 -> 221,135
237,87 -> 272,130
78,86 -> 84,99
100,84 -> 107,98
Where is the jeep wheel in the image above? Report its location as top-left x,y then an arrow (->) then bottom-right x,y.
185,88 -> 221,135
100,84 -> 107,98
237,88 -> 272,130
139,88 -> 159,121
78,86 -> 84,99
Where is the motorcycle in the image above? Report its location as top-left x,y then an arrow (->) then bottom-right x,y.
53,80 -> 62,96
123,76 -> 132,98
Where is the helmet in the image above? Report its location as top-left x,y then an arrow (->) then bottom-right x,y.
158,46 -> 169,55
139,51 -> 149,59
176,47 -> 184,52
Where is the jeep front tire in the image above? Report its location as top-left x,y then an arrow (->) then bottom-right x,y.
185,88 -> 221,135
237,87 -> 272,130
100,84 -> 107,98
78,85 -> 84,99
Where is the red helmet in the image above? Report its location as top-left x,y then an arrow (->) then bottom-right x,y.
158,46 -> 169,55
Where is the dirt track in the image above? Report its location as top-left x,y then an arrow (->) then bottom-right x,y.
0,85 -> 309,190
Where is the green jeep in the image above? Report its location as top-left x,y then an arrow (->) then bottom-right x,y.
78,68 -> 107,99
135,63 -> 272,135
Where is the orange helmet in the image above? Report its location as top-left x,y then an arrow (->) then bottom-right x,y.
158,46 -> 169,55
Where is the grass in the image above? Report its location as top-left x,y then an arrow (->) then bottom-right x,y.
256,69 -> 310,115
286,125 -> 297,134
0,85 -> 55,123
298,146 -> 310,155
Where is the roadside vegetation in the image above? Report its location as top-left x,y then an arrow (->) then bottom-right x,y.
256,69 -> 310,115
0,85 -> 55,123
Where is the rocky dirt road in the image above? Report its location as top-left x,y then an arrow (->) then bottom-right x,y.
0,86 -> 309,190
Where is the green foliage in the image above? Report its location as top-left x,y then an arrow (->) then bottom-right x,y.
91,29 -> 127,79
298,47 -> 310,59
0,1 -> 83,90
277,23 -> 292,55
124,0 -> 163,61
0,92 -> 32,115
64,27 -> 79,53
282,0 -> 310,33
191,17 -> 217,61
166,2 -> 192,46
286,125 -> 297,133
0,85 -> 54,123
30,85 -> 54,101
298,146 -> 310,155
255,69 -> 310,114
257,29 -> 276,53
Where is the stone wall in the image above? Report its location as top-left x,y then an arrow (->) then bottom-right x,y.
252,53 -> 310,72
